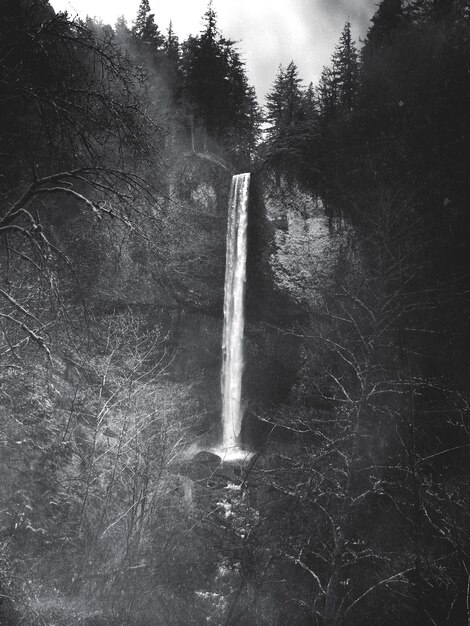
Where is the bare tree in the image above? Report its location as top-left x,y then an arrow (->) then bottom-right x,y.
0,0 -> 164,354
247,184 -> 470,625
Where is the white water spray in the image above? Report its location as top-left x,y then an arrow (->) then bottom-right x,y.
220,173 -> 251,458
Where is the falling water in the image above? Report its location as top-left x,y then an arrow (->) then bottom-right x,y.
220,173 -> 250,456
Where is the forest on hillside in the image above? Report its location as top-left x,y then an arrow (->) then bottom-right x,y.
0,0 -> 469,624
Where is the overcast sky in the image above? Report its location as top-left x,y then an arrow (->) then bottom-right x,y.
49,0 -> 378,102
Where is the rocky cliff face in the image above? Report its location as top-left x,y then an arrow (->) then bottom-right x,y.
51,161 -> 350,447
240,173 -> 353,447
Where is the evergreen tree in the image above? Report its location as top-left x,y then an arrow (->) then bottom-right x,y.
202,0 -> 218,43
265,62 -> 319,181
317,22 -> 359,118
180,3 -> 259,155
317,65 -> 339,118
223,43 -> 261,154
132,0 -> 164,56
266,62 -> 306,135
159,20 -> 181,105
181,3 -> 223,140
165,20 -> 179,63
404,0 -> 455,20
332,21 -> 359,113
303,82 -> 319,119
114,14 -> 131,44
363,0 -> 404,56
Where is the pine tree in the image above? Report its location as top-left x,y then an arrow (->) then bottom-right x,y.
160,20 -> 181,105
266,62 -> 305,135
363,0 -> 403,56
303,82 -> 319,119
165,20 -> 179,63
180,3 -> 260,154
181,4 -> 225,142
114,15 -> 130,44
223,43 -> 261,154
317,65 -> 339,118
316,22 -> 359,118
132,0 -> 150,36
332,21 -> 359,113
265,62 -> 319,180
132,0 -> 164,53
201,0 -> 218,43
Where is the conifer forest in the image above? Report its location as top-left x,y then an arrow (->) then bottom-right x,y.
0,0 -> 469,624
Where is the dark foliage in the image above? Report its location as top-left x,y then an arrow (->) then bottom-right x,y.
254,1 -> 470,624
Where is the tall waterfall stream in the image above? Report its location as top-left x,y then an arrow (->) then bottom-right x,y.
182,173 -> 254,463
217,173 -> 253,461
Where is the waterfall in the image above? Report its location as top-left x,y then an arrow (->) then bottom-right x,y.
220,173 -> 250,455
